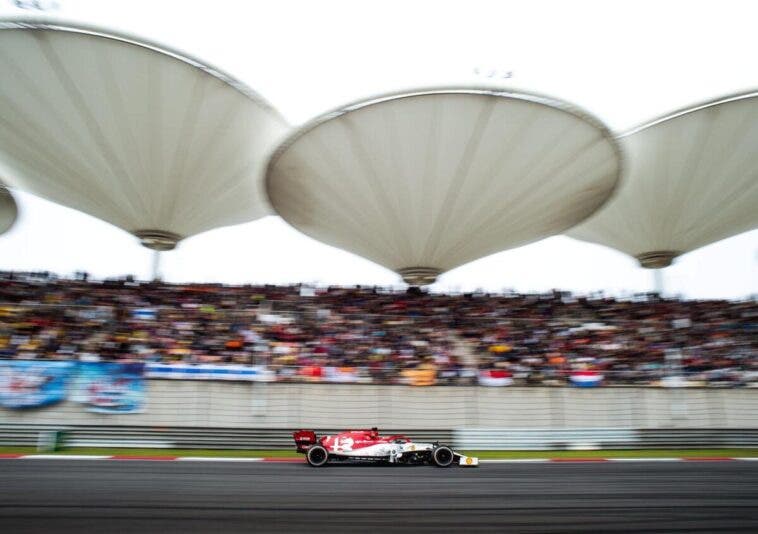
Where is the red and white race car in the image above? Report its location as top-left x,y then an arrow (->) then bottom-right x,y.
293,428 -> 478,467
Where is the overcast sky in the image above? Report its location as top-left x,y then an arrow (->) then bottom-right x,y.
0,0 -> 756,299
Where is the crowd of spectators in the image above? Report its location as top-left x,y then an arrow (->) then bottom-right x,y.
0,271 -> 756,387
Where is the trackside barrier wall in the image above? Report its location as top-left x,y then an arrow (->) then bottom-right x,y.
2,382 -> 758,429
2,425 -> 758,450
454,428 -> 758,449
0,425 -> 453,449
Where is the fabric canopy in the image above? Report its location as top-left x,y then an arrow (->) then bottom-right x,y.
0,184 -> 17,236
266,88 -> 621,284
570,91 -> 758,267
0,17 -> 289,250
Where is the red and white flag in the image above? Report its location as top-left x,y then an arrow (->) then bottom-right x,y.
478,369 -> 513,386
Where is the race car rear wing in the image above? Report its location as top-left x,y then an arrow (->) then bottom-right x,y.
293,430 -> 317,453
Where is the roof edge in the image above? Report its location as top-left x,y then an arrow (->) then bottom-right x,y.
621,89 -> 758,137
0,183 -> 18,235
0,15 -> 289,127
264,85 -> 624,214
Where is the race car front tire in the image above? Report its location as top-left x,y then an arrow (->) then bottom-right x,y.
432,446 -> 455,467
306,445 -> 329,467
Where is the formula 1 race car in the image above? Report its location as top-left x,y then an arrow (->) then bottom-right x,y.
293,428 -> 478,467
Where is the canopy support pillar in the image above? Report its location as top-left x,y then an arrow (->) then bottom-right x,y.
151,250 -> 162,281
653,268 -> 664,296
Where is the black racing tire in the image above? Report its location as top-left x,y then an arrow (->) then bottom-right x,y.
432,446 -> 455,467
306,445 -> 329,467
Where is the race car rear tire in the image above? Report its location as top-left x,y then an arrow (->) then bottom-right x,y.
306,445 -> 329,467
432,446 -> 455,467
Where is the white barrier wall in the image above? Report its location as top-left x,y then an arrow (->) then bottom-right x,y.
2,382 -> 758,429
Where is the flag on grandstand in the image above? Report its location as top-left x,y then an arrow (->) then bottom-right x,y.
569,370 -> 603,387
478,369 -> 513,386
323,366 -> 360,383
299,366 -> 324,381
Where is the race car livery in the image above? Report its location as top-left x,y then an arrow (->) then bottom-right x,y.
293,428 -> 478,467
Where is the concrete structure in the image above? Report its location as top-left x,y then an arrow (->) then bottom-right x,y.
2,382 -> 757,430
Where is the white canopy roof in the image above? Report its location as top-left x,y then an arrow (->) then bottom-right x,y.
0,18 -> 289,250
569,91 -> 758,268
266,88 -> 622,284
0,184 -> 17,236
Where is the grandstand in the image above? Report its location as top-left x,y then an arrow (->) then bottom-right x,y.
1,272 -> 755,387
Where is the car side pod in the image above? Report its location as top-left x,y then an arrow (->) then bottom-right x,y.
458,455 -> 479,467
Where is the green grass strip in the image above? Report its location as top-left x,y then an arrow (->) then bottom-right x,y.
0,446 -> 297,457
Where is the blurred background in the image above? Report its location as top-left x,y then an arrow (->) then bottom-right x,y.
0,2 -> 757,531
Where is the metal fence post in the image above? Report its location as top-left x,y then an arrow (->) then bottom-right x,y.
37,430 -> 64,452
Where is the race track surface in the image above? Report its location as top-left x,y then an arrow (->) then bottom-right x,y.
1,460 -> 757,533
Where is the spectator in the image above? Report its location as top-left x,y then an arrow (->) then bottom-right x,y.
0,272 -> 755,386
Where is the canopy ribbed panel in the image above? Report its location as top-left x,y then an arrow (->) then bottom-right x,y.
267,90 -> 621,280
0,20 -> 288,243
570,93 -> 758,264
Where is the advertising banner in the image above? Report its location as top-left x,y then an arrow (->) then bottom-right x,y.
71,362 -> 146,413
145,363 -> 275,382
0,360 -> 76,409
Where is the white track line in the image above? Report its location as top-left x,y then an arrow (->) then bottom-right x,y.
480,459 -> 550,463
177,457 -> 264,462
607,458 -> 682,462
22,455 -> 111,460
